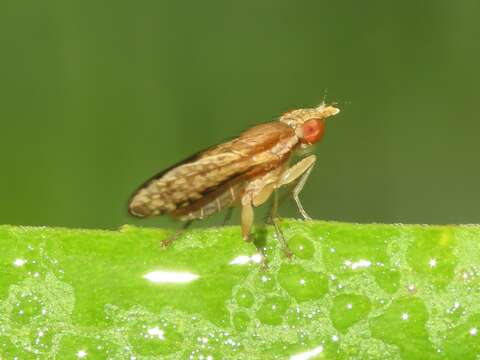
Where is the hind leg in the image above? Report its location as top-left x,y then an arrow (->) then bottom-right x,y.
161,220 -> 193,248
222,207 -> 234,226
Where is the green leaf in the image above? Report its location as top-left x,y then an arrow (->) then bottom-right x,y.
0,220 -> 479,359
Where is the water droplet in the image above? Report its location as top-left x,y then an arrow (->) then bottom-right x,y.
11,291 -> 45,325
278,264 -> 328,302
235,288 -> 254,308
256,296 -> 290,325
253,273 -> 276,291
407,228 -> 457,289
374,269 -> 400,294
443,314 -> 480,358
57,335 -> 118,358
287,235 -> 315,259
370,297 -> 436,358
330,294 -> 371,333
232,310 -> 250,331
123,318 -> 183,356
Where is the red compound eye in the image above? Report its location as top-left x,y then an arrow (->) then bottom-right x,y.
302,118 -> 325,144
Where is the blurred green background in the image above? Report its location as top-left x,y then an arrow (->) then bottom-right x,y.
1,1 -> 479,230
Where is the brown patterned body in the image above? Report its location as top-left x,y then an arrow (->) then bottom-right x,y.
128,104 -> 340,241
129,121 -> 296,219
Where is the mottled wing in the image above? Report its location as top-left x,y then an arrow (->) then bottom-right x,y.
128,121 -> 296,219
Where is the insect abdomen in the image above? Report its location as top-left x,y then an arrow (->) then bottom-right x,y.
172,181 -> 244,220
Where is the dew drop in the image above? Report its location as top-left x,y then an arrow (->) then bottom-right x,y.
330,294 -> 371,333
287,235 -> 315,259
256,296 -> 290,325
278,264 -> 328,302
235,288 -> 254,308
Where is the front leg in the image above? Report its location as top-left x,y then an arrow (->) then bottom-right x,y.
278,154 -> 317,220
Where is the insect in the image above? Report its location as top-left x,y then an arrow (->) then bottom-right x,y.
128,103 -> 340,250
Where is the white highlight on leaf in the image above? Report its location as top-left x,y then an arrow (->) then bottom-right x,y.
344,259 -> 372,270
144,271 -> 199,284
290,345 -> 323,360
470,327 -> 477,336
429,258 -> 437,268
147,326 -> 165,340
402,312 -> 409,320
229,253 -> 263,265
13,258 -> 27,267
229,255 -> 249,264
77,350 -> 87,358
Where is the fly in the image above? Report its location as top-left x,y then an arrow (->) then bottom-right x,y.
128,103 -> 340,253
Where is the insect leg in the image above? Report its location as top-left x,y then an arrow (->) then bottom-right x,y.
267,191 -> 294,257
241,197 -> 254,241
161,220 -> 193,248
264,183 -> 298,223
222,207 -> 234,226
249,184 -> 292,257
266,190 -> 279,224
278,155 -> 316,220
242,170 -> 280,241
272,217 -> 293,258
